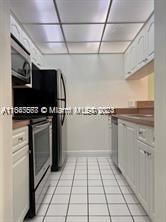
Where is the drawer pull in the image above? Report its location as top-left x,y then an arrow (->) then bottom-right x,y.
18,137 -> 23,142
146,152 -> 151,156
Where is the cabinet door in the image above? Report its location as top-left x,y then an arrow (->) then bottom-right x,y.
146,15 -> 154,61
136,32 -> 146,69
13,146 -> 29,222
126,125 -> 137,191
10,16 -> 22,42
118,121 -> 127,174
124,50 -> 131,76
137,140 -> 148,210
21,32 -> 31,53
124,44 -> 137,77
130,44 -> 137,72
146,148 -> 155,219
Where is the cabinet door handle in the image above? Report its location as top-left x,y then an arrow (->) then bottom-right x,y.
18,137 -> 23,142
139,131 -> 143,135
146,152 -> 151,156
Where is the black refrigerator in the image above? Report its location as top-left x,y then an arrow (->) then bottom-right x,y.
32,65 -> 67,171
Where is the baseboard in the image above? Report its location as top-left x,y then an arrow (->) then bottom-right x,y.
66,149 -> 112,157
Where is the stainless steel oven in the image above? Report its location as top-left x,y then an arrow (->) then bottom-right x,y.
28,118 -> 51,217
32,120 -> 50,187
11,34 -> 31,85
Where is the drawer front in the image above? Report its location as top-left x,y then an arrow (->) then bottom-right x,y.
137,125 -> 154,147
12,127 -> 28,153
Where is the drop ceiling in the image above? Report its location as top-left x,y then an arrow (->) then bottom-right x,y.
10,0 -> 154,54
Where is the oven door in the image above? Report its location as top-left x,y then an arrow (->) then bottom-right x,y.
32,121 -> 50,188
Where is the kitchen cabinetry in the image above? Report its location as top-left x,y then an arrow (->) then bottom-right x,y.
124,14 -> 154,79
12,127 -> 29,222
10,15 -> 22,43
137,140 -> 154,218
118,120 -> 154,221
118,121 -> 127,174
145,15 -> 154,63
136,30 -> 146,70
21,31 -> 31,53
126,124 -> 137,192
118,120 -> 137,192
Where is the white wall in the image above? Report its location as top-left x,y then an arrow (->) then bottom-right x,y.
0,0 -> 13,221
45,54 -> 148,154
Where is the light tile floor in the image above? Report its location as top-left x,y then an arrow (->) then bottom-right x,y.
26,157 -> 151,222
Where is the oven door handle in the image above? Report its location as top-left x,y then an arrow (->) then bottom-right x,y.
33,122 -> 50,132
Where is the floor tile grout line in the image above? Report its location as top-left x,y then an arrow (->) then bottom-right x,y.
97,158 -> 112,222
39,157 -> 149,221
65,159 -> 78,222
42,163 -> 65,222
106,158 -> 135,222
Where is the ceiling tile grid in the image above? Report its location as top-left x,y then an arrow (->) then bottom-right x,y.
10,0 -> 154,54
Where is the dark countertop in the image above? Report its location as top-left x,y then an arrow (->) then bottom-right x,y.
112,114 -> 154,127
13,120 -> 30,129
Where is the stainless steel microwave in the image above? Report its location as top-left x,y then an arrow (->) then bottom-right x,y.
11,35 -> 31,85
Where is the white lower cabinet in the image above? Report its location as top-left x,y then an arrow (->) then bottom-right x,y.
126,124 -> 137,192
118,121 -> 126,174
118,121 -> 137,192
118,120 -> 154,221
137,140 -> 155,220
13,127 -> 29,222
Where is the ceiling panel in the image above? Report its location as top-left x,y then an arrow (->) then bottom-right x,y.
68,42 -> 99,54
103,23 -> 143,41
108,0 -> 154,22
63,24 -> 104,42
37,43 -> 67,54
100,42 -> 130,53
23,24 -> 64,42
56,0 -> 109,23
10,0 -> 59,23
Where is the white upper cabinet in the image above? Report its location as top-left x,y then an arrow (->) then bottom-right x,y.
136,29 -> 146,69
145,15 -> 154,62
21,31 -> 31,53
124,14 -> 154,79
10,15 -> 22,42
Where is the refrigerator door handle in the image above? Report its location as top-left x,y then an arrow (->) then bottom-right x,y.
61,74 -> 66,126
